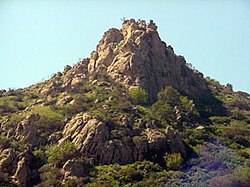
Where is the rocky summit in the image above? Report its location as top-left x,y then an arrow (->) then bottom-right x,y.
0,19 -> 250,187
37,19 -> 209,102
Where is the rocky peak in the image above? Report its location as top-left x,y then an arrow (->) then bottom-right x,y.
87,19 -> 209,101
35,19 -> 210,102
36,19 -> 210,102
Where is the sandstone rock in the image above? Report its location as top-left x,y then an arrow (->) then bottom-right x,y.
101,139 -> 134,164
58,113 -> 188,165
35,19 -> 209,102
59,113 -> 135,164
59,113 -> 112,163
196,125 -> 205,130
133,136 -> 148,161
69,99 -> 75,105
48,132 -> 63,144
91,79 -> 98,85
71,77 -> 83,87
34,99 -> 43,105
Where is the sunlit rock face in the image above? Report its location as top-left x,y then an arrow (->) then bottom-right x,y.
37,19 -> 209,102
88,19 -> 209,102
58,112 -> 187,165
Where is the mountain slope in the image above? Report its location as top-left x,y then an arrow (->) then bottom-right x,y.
0,19 -> 249,187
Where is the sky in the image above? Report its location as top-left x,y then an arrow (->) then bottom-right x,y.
0,0 -> 250,93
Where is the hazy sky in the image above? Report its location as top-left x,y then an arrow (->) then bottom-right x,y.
0,0 -> 250,93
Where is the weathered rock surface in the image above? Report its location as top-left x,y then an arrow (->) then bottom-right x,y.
0,148 -> 34,186
12,157 -> 30,187
59,113 -> 187,164
0,148 -> 15,172
56,95 -> 73,106
62,158 -> 92,183
165,126 -> 187,158
36,19 -> 209,102
14,113 -> 46,146
147,128 -> 167,150
88,19 -> 210,101
38,59 -> 89,95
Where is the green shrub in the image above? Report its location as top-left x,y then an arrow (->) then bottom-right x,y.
36,164 -> 62,187
88,161 -> 164,186
128,87 -> 148,105
164,153 -> 184,170
210,116 -> 231,124
151,86 -> 199,126
33,106 -> 64,137
45,141 -> 77,166
33,149 -> 47,167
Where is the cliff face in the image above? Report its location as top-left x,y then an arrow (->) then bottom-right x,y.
88,19 -> 209,101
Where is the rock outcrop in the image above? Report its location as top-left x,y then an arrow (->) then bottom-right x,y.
165,126 -> 187,158
88,19 -> 209,101
0,148 -> 15,172
58,113 -> 187,165
14,114 -> 47,146
12,157 -> 30,187
36,19 -> 209,102
62,158 -> 92,183
0,148 -> 34,187
38,59 -> 89,95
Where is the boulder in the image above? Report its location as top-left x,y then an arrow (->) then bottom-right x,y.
59,113 -> 188,165
56,96 -> 73,106
59,113 -> 135,164
147,128 -> 167,150
165,126 -> 187,158
62,159 -> 91,179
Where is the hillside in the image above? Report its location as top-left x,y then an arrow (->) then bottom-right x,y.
0,19 -> 249,187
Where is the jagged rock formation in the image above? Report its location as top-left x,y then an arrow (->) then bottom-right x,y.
36,19 -> 209,102
89,19 -> 209,101
58,112 -> 187,164
0,148 -> 35,187
1,113 -> 47,147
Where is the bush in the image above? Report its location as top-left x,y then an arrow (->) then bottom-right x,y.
128,87 -> 148,105
151,86 -> 199,126
33,149 -> 47,167
45,141 -> 77,166
209,116 -> 231,125
87,161 -> 164,186
37,164 -> 62,187
33,106 -> 64,137
164,153 -> 183,170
